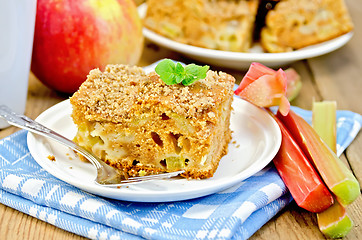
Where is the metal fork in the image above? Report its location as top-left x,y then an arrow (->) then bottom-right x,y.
0,105 -> 184,186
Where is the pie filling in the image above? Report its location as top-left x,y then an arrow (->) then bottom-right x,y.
73,98 -> 232,179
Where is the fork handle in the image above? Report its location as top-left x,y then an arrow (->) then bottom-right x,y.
0,105 -> 101,167
0,105 -> 74,145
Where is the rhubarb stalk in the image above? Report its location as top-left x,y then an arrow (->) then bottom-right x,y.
312,101 -> 354,238
270,111 -> 333,212
312,101 -> 337,153
277,110 -> 360,206
317,199 -> 354,238
234,62 -> 290,116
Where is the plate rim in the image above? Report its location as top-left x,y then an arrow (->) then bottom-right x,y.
138,3 -> 353,64
27,97 -> 281,202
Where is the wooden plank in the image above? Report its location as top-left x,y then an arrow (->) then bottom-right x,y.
307,0 -> 362,114
346,134 -> 362,186
307,49 -> 362,114
288,60 -> 322,110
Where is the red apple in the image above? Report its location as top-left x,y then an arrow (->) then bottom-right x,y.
31,0 -> 144,94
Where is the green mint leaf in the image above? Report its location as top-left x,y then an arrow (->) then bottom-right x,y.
182,64 -> 209,86
175,63 -> 185,83
155,59 -> 209,86
155,59 -> 178,85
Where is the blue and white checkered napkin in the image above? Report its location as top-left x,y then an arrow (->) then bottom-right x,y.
0,109 -> 361,240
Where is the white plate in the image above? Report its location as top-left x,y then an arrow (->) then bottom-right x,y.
27,97 -> 281,202
138,4 -> 353,69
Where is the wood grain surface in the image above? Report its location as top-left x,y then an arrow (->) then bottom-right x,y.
1,0 -> 361,239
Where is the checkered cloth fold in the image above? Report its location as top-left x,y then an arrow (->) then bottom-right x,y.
0,106 -> 360,240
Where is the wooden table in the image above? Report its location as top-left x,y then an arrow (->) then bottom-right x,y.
1,0 -> 361,239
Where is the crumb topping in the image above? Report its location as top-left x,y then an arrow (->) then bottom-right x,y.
70,64 -> 235,123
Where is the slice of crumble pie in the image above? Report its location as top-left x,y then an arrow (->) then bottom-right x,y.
70,64 -> 235,179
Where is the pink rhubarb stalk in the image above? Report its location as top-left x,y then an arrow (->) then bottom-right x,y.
270,112 -> 333,212
234,62 -> 290,116
277,110 -> 360,206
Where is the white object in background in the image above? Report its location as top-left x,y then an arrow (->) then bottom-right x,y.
0,0 -> 37,128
